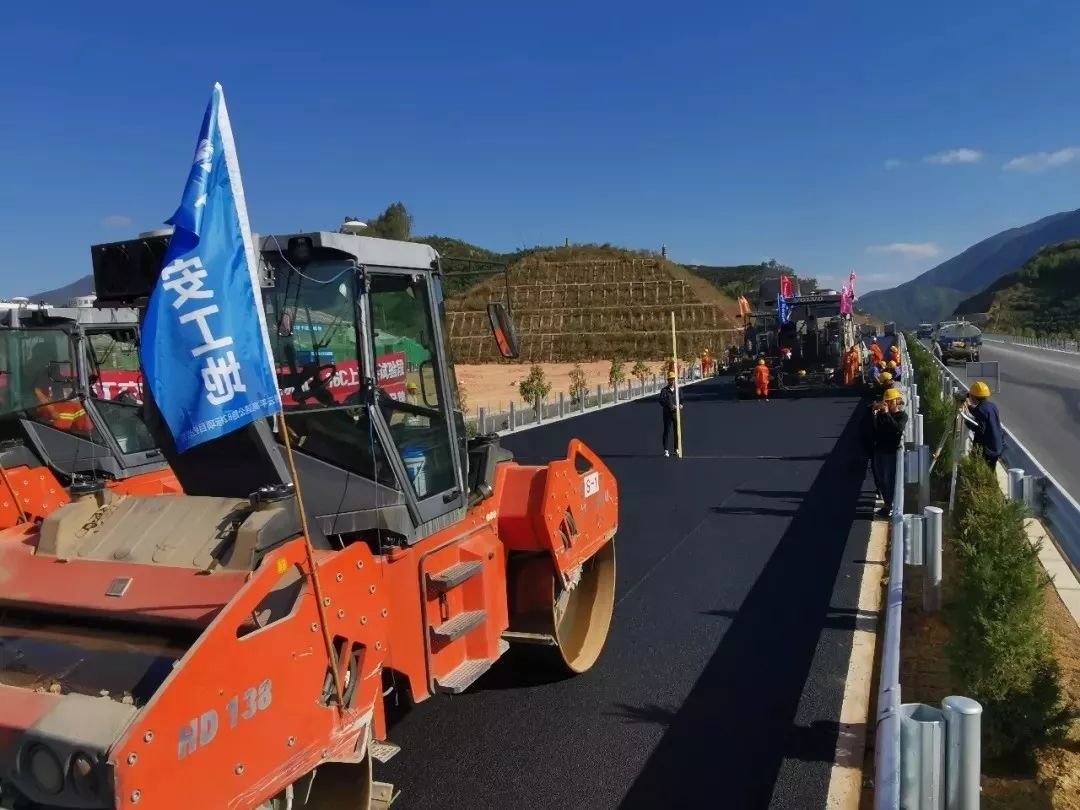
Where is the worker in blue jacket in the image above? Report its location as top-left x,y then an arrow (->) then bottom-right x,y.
964,381 -> 1003,469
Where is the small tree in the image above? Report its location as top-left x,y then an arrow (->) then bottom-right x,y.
518,365 -> 551,411
631,360 -> 650,388
568,364 -> 589,406
608,357 -> 626,388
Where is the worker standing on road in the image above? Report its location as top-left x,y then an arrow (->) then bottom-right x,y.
963,381 -> 1003,470
871,387 -> 908,517
889,344 -> 901,367
753,358 -> 770,402
843,345 -> 861,385
658,371 -> 682,457
870,338 -> 884,364
701,349 -> 712,377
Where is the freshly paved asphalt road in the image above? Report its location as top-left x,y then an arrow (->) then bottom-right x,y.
381,378 -> 877,809
971,340 -> 1080,502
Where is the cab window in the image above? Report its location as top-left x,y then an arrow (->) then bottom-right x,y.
86,329 -> 158,453
367,270 -> 456,500
262,258 -> 397,488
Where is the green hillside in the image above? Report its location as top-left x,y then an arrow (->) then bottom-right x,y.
954,241 -> 1080,337
858,208 -> 1080,327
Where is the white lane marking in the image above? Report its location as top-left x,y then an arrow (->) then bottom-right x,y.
824,519 -> 888,809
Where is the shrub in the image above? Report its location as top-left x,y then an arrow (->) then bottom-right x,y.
631,360 -> 651,386
945,454 -> 1076,764
608,357 -> 626,388
907,336 -> 958,476
518,366 -> 551,409
568,364 -> 589,405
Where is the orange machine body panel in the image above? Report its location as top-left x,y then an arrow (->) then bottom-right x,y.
0,440 -> 618,809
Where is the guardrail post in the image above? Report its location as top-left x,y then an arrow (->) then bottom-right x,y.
558,392 -> 565,418
537,398 -> 544,424
477,407 -> 487,435
508,401 -> 516,431
924,506 -> 943,612
900,703 -> 947,810
904,514 -> 925,565
914,413 -> 925,446
943,696 -> 982,810
1007,467 -> 1024,502
596,384 -> 602,408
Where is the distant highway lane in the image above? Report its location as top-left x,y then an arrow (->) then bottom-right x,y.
961,340 -> 1080,503
381,378 -> 877,809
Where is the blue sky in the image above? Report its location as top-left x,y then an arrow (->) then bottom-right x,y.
4,0 -> 1080,295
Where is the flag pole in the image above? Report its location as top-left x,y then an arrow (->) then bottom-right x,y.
671,310 -> 683,458
278,411 -> 346,712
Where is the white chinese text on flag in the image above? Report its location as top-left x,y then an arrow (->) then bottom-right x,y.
140,84 -> 281,452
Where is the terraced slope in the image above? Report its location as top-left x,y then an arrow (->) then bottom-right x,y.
446,247 -> 743,362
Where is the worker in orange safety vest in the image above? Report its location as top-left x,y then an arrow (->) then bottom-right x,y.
843,345 -> 861,386
869,338 -> 884,364
28,353 -> 93,434
753,358 -> 770,402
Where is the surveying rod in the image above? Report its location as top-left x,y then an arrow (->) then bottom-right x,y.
671,311 -> 683,458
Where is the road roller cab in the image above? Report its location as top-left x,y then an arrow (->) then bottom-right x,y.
0,302 -> 180,527
0,232 -> 618,809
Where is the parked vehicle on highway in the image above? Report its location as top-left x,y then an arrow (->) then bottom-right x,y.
936,321 -> 983,363
0,230 -> 619,809
917,323 -> 934,338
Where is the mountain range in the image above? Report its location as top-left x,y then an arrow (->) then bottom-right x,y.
857,208 -> 1080,327
954,240 -> 1080,336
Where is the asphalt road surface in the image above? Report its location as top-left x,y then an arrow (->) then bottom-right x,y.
381,378 -> 876,809
970,340 -> 1080,502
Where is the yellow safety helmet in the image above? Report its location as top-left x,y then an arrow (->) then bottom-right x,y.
407,382 -> 418,392
890,344 -> 900,353
798,369 -> 807,376
883,387 -> 903,402
880,372 -> 892,382
758,359 -> 766,366
887,360 -> 897,369
667,370 -> 677,379
970,381 -> 991,399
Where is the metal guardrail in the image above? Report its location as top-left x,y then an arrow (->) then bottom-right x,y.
983,332 -> 1080,354
874,334 -> 911,810
875,336 -> 983,809
466,368 -> 713,437
930,351 -> 1080,572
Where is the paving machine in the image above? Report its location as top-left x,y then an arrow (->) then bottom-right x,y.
0,231 -> 618,809
735,284 -> 860,397
0,302 -> 180,527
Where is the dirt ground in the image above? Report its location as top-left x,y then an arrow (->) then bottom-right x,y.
861,512 -> 1080,809
455,361 -> 673,413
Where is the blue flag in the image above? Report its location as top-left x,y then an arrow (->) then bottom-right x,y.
140,83 -> 281,452
777,292 -> 792,324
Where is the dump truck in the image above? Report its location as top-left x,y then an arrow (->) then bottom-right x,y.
0,230 -> 618,810
0,300 -> 180,527
735,282 -> 861,397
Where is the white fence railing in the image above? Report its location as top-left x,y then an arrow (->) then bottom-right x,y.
983,332 -> 1080,354
466,368 -> 713,437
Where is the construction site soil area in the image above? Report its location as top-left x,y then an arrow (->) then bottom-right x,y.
456,361 -> 670,413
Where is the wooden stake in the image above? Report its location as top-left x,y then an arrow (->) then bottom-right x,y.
278,411 -> 345,712
671,311 -> 683,458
